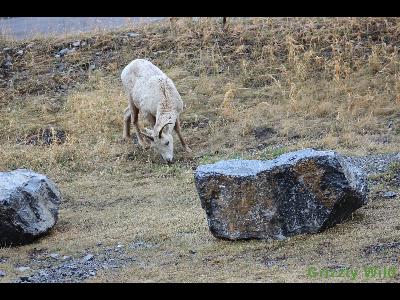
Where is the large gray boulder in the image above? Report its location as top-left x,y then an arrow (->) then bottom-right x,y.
194,148 -> 368,240
0,169 -> 61,246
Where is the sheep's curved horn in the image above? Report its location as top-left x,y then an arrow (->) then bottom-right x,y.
158,122 -> 173,139
140,130 -> 154,141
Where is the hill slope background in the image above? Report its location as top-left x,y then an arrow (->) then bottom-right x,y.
0,17 -> 400,282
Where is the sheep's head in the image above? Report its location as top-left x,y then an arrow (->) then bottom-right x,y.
141,123 -> 174,163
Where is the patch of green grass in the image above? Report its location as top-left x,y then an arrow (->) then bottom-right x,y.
259,147 -> 288,160
388,161 -> 400,174
368,172 -> 396,182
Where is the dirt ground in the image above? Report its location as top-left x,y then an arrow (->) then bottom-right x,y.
1,17 -> 400,283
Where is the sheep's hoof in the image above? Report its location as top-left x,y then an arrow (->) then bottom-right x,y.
119,135 -> 130,144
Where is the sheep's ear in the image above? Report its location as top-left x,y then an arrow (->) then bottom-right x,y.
158,122 -> 173,139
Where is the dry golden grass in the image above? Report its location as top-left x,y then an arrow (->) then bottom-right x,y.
1,17 -> 400,282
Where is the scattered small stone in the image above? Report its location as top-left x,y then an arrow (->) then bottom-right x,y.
383,191 -> 397,199
16,266 -> 30,272
1,59 -> 12,69
56,63 -> 65,72
3,47 -> 12,52
26,43 -> 34,49
0,270 -> 5,277
189,250 -> 196,255
127,32 -> 139,37
153,50 -> 167,55
129,240 -> 153,249
82,254 -> 94,262
54,54 -> 60,58
16,50 -> 23,56
58,48 -> 69,56
15,245 -> 137,282
326,264 -> 349,270
49,253 -> 59,259
116,244 -> 124,249
19,276 -> 30,282
96,242 -> 103,247
72,41 -> 80,47
69,265 -> 78,270
364,241 -> 400,256
81,41 -> 86,47
23,126 -> 66,146
89,64 -> 96,71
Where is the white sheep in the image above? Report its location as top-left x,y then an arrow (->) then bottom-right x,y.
121,58 -> 191,163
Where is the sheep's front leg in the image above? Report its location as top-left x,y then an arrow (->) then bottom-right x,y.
129,101 -> 149,148
174,118 -> 191,152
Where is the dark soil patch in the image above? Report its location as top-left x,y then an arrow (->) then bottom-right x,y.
253,126 -> 276,141
18,127 -> 66,146
363,241 -> 400,256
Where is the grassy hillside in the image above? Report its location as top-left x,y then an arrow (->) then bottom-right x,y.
0,17 -> 400,282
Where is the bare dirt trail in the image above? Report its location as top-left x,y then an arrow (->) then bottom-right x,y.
0,17 -> 163,40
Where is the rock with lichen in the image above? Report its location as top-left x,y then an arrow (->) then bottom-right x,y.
194,148 -> 368,240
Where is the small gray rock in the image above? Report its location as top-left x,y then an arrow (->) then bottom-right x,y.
4,61 -> 12,67
2,47 -> 12,52
89,271 -> 96,276
58,48 -> 69,56
16,266 -> 30,272
383,191 -> 397,198
82,254 -> 94,262
16,50 -> 23,56
127,32 -> 139,37
49,253 -> 59,259
129,240 -> 153,249
19,276 -> 31,282
62,255 -> 71,260
72,41 -> 80,47
0,270 -> 5,277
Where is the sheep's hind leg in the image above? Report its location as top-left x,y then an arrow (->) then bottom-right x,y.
123,107 -> 131,140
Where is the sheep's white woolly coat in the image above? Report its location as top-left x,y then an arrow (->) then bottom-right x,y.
121,59 -> 183,134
